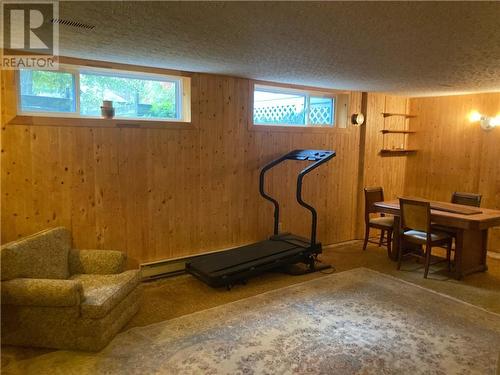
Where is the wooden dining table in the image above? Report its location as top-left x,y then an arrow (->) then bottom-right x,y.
373,199 -> 500,279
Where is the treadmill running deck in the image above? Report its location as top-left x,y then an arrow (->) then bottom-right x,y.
186,234 -> 316,287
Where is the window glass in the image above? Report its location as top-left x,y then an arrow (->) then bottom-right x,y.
253,85 -> 335,127
80,72 -> 179,119
253,89 -> 306,126
309,96 -> 334,125
19,70 -> 76,113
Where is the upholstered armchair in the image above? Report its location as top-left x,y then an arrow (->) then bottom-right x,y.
1,227 -> 141,351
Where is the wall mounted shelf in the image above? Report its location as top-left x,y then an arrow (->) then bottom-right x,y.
380,149 -> 418,156
380,130 -> 416,134
380,110 -> 417,156
381,112 -> 416,118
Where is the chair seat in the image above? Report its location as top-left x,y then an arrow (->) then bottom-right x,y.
369,216 -> 394,228
403,229 -> 452,244
70,270 -> 140,319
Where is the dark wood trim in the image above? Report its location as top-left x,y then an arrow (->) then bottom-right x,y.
380,149 -> 418,156
381,112 -> 416,118
380,130 -> 416,134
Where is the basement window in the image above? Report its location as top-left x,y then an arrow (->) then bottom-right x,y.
19,70 -> 76,114
79,71 -> 180,120
17,65 -> 190,122
253,84 -> 335,127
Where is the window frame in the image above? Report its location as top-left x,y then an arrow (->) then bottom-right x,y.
252,83 -> 337,128
16,63 -> 189,123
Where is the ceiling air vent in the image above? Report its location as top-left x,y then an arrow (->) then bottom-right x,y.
51,19 -> 95,30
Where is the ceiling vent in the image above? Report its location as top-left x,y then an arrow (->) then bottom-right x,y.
51,19 -> 95,30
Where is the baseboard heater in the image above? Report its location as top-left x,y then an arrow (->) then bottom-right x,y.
140,259 -> 187,281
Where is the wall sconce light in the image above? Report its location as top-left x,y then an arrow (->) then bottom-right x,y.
469,111 -> 500,131
351,113 -> 365,126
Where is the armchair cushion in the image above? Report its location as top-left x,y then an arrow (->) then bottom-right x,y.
69,249 -> 126,275
1,278 -> 83,307
71,270 -> 140,319
1,227 -> 71,281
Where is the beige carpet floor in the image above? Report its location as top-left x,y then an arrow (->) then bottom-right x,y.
2,240 -> 500,370
127,240 -> 500,329
3,267 -> 500,374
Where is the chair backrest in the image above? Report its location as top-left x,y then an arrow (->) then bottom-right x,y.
399,198 -> 431,233
451,192 -> 482,207
0,227 -> 71,281
364,187 -> 384,222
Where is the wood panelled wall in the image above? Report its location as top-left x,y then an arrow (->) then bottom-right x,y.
7,63 -> 496,261
363,94 -> 410,200
405,93 -> 500,252
355,94 -> 409,236
1,68 -> 370,265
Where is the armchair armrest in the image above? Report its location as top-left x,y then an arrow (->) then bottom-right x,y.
1,278 -> 83,307
69,249 -> 126,275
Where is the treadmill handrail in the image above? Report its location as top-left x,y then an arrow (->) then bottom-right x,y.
296,153 -> 335,246
259,154 -> 288,235
259,150 -> 336,246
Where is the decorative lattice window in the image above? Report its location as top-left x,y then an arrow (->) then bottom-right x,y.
253,84 -> 335,127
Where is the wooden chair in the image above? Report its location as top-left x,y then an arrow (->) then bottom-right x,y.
451,192 -> 482,207
363,187 -> 394,256
398,198 -> 453,278
433,191 -> 482,237
433,192 -> 482,268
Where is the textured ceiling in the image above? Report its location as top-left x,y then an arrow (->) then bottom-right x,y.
56,1 -> 500,96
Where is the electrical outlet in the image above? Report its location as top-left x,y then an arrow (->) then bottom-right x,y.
278,222 -> 283,233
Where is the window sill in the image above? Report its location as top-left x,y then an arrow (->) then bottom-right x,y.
6,115 -> 194,130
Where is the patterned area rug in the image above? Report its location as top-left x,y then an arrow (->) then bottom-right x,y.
3,268 -> 500,375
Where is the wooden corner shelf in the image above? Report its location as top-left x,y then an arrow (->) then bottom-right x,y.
380,130 -> 416,134
381,112 -> 416,118
380,149 -> 418,156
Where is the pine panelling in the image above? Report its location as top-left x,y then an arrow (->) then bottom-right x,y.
480,129 -> 500,253
67,128 -> 97,249
1,71 -> 363,264
1,70 -> 17,125
405,93 -> 500,252
363,94 -> 409,201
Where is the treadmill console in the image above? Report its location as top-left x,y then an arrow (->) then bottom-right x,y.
285,150 -> 336,162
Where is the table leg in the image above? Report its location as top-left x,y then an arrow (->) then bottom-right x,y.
390,216 -> 401,261
453,229 -> 489,279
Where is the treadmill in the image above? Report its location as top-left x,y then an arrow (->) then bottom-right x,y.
186,149 -> 336,289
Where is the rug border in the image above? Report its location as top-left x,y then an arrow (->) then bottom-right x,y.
363,268 -> 500,318
129,266 -> 500,335
5,267 -> 499,371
